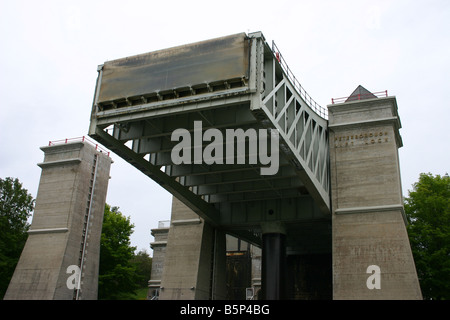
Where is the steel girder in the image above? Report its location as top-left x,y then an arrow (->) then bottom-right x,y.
88,32 -> 330,246
255,41 -> 330,214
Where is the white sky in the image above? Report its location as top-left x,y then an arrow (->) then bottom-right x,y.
1,0 -> 449,254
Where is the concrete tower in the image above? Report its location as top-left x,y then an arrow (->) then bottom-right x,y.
4,138 -> 112,300
158,197 -> 227,300
328,86 -> 422,299
147,220 -> 170,299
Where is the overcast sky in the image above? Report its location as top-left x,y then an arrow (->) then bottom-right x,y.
1,0 -> 449,254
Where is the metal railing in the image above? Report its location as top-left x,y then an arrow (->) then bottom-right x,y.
158,220 -> 170,228
331,90 -> 388,104
271,41 -> 328,119
48,136 -> 111,157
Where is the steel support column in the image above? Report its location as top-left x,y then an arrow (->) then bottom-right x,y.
261,222 -> 287,300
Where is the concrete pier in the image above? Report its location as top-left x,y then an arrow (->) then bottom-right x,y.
328,87 -> 422,299
158,197 -> 227,300
4,139 -> 112,300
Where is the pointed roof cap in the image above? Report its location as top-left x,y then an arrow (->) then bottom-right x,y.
345,85 -> 377,102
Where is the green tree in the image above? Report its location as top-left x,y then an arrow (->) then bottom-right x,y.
131,249 -> 152,288
0,177 -> 35,299
405,173 -> 450,300
98,204 -> 140,300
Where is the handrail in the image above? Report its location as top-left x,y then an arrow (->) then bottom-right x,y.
271,41 -> 328,119
331,90 -> 388,104
48,136 -> 111,157
158,220 -> 170,228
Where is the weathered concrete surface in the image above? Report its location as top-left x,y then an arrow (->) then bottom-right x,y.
158,197 -> 226,300
332,210 -> 421,299
147,222 -> 169,299
97,33 -> 249,104
4,141 -> 111,300
328,95 -> 422,299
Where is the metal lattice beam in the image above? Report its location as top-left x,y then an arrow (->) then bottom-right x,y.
89,32 -> 331,245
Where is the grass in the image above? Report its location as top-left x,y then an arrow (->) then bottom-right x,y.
131,287 -> 149,300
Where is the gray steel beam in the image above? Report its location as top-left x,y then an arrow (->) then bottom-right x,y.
181,165 -> 297,187
94,88 -> 253,128
217,195 -> 327,228
110,104 -> 258,143
91,127 -> 221,226
89,32 -> 332,232
92,127 -> 262,247
195,176 -> 303,196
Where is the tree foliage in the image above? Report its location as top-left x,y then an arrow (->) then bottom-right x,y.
0,177 -> 34,299
98,204 -> 141,300
131,249 -> 152,289
405,173 -> 450,300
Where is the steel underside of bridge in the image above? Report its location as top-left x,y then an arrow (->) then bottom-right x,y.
88,32 -> 330,249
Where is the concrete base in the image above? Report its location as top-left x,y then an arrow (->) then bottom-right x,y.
158,197 -> 226,300
333,209 -> 422,299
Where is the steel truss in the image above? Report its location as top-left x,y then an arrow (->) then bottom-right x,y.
89,32 -> 330,246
